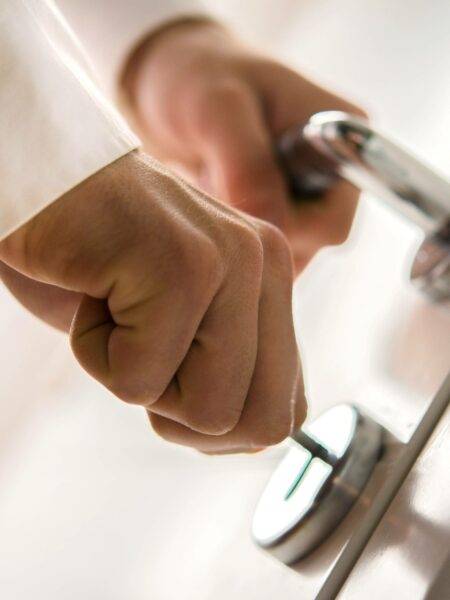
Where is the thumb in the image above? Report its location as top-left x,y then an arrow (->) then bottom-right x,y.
70,295 -> 113,383
193,81 -> 290,230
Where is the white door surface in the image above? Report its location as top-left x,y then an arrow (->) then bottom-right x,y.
339,406 -> 450,599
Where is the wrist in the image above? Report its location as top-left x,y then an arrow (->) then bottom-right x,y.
0,152 -> 139,283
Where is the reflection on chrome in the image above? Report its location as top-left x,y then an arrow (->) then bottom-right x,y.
252,404 -> 383,564
279,112 -> 450,300
301,403 -> 357,460
252,449 -> 332,546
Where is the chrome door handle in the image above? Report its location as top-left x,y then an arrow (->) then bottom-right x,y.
252,404 -> 383,564
252,115 -> 449,564
278,111 -> 450,300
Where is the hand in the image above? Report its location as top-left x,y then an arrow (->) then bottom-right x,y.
122,20 -> 365,272
0,152 -> 305,453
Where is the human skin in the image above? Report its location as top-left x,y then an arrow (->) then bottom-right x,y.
122,19 -> 365,272
0,151 -> 305,453
0,21 -> 365,454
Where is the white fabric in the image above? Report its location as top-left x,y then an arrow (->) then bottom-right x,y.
0,0 -> 138,241
0,0 -> 204,242
57,0 -> 205,98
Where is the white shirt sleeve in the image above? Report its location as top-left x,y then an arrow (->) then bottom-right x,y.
57,0 -> 207,98
0,0 -> 140,242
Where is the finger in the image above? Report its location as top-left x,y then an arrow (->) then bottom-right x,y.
190,80 -> 290,230
0,261 -> 81,331
244,65 -> 364,272
291,371 -> 308,435
200,447 -> 265,456
70,284 -> 207,406
248,61 -> 367,135
148,232 -> 262,435
287,180 -> 359,272
149,224 -> 305,452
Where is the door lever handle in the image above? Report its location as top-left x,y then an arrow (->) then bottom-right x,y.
252,115 -> 450,564
278,111 -> 450,300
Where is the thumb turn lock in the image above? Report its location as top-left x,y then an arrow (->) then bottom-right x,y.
252,113 -> 449,562
252,404 -> 383,564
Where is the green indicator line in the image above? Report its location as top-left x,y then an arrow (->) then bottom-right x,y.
284,453 -> 312,501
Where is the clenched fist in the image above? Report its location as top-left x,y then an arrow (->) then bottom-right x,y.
0,152 -> 305,453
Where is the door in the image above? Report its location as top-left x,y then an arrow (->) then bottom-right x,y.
0,1 -> 449,599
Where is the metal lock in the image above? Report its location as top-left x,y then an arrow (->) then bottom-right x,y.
252,113 -> 450,564
252,404 -> 383,564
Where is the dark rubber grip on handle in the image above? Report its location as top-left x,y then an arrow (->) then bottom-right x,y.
277,124 -> 339,199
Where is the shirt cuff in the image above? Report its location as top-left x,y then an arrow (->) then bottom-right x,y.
0,0 -> 140,241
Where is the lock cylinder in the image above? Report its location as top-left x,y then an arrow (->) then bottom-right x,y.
252,404 -> 383,564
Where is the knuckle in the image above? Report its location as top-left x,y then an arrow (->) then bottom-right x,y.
230,220 -> 264,271
184,401 -> 242,436
148,413 -> 173,441
250,420 -> 291,447
258,222 -> 293,270
258,221 -> 287,252
155,180 -> 224,298
186,236 -> 223,297
105,335 -> 166,406
109,364 -> 165,407
165,230 -> 223,302
109,379 -> 159,407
